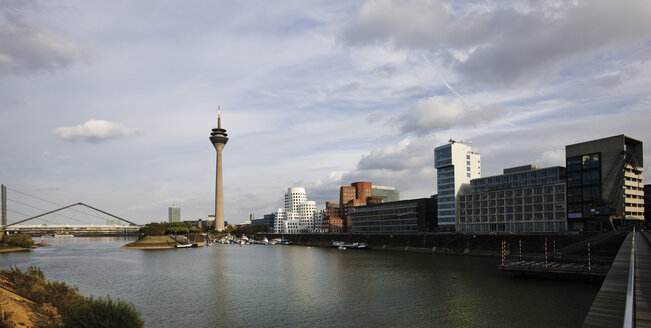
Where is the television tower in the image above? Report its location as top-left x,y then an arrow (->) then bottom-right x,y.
209,106 -> 229,231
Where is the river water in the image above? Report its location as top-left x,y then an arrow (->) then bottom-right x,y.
1,237 -> 598,327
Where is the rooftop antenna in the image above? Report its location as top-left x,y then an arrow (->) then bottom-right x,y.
449,139 -> 472,144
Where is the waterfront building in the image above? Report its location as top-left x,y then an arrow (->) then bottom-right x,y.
251,213 -> 276,230
274,187 -> 319,233
168,205 -> 180,223
434,140 -> 481,230
372,185 -> 400,203
350,198 -> 437,233
209,106 -> 229,231
332,181 -> 384,231
456,165 -> 567,233
565,135 -> 644,231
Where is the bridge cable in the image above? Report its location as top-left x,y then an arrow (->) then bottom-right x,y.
7,197 -> 92,225
5,186 -> 112,222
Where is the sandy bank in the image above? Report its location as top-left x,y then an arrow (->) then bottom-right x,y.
121,236 -> 204,249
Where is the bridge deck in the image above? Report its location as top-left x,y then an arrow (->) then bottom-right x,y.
582,232 -> 651,328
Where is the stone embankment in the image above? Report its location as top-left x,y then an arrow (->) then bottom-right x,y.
261,232 -> 626,258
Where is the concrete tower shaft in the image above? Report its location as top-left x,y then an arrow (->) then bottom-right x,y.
210,109 -> 228,232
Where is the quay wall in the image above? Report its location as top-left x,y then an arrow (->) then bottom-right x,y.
260,232 -> 626,258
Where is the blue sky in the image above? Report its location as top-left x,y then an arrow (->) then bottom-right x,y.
1,0 -> 650,225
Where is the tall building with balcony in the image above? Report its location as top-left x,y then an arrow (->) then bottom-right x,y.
457,165 -> 567,233
565,135 -> 644,231
435,141 -> 481,229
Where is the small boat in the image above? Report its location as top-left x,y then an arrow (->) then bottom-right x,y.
174,243 -> 198,249
338,246 -> 346,250
281,239 -> 292,245
53,234 -> 74,238
261,237 -> 269,245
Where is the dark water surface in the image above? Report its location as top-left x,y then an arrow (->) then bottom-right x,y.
0,237 -> 598,327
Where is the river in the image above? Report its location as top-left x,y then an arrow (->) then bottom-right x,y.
0,237 -> 598,327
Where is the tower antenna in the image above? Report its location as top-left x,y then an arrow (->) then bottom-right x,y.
218,105 -> 221,129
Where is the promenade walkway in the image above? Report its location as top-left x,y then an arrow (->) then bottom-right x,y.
582,232 -> 651,327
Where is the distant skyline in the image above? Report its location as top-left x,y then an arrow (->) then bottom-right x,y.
1,0 -> 650,225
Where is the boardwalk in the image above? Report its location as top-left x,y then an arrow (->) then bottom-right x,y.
582,232 -> 651,327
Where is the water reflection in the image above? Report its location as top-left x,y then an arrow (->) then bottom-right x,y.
1,239 -> 598,328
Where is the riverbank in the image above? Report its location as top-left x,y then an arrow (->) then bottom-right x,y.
121,235 -> 204,249
0,285 -> 38,327
0,243 -> 49,253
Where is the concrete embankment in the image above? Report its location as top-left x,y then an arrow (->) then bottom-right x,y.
261,232 -> 626,258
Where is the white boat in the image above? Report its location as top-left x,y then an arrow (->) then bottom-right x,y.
53,234 -> 74,238
174,243 -> 198,249
261,237 -> 269,245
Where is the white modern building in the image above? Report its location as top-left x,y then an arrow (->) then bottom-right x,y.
168,205 -> 181,223
435,140 -> 481,229
274,187 -> 319,233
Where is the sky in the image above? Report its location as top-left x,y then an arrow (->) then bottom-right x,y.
1,0 -> 650,225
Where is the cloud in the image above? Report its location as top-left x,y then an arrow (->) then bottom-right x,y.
340,0 -> 651,86
0,26 -> 91,74
54,120 -> 139,143
398,95 -> 504,135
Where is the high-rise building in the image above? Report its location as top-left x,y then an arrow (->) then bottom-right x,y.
565,135 -> 644,231
209,106 -> 229,232
457,165 -> 567,233
168,205 -> 180,223
435,140 -> 481,229
372,185 -> 400,203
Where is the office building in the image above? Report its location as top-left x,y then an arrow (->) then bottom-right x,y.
435,140 -> 481,229
566,135 -> 644,231
168,205 -> 180,223
251,213 -> 276,229
350,198 -> 437,233
330,181 -> 384,231
457,165 -> 567,233
372,185 -> 400,203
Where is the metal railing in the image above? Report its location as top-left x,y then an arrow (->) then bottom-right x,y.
623,228 -> 635,328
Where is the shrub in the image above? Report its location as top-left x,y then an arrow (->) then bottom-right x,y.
63,296 -> 143,328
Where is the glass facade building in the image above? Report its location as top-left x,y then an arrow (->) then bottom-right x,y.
350,198 -> 437,233
457,166 -> 567,233
565,135 -> 644,231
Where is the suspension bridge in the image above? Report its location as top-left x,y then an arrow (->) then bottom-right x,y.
1,184 -> 141,236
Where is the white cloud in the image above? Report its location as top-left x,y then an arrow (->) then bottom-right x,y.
398,95 -> 504,135
53,120 -> 139,143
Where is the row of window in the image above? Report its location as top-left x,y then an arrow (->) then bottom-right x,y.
460,203 -> 565,215
458,211 -> 566,223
